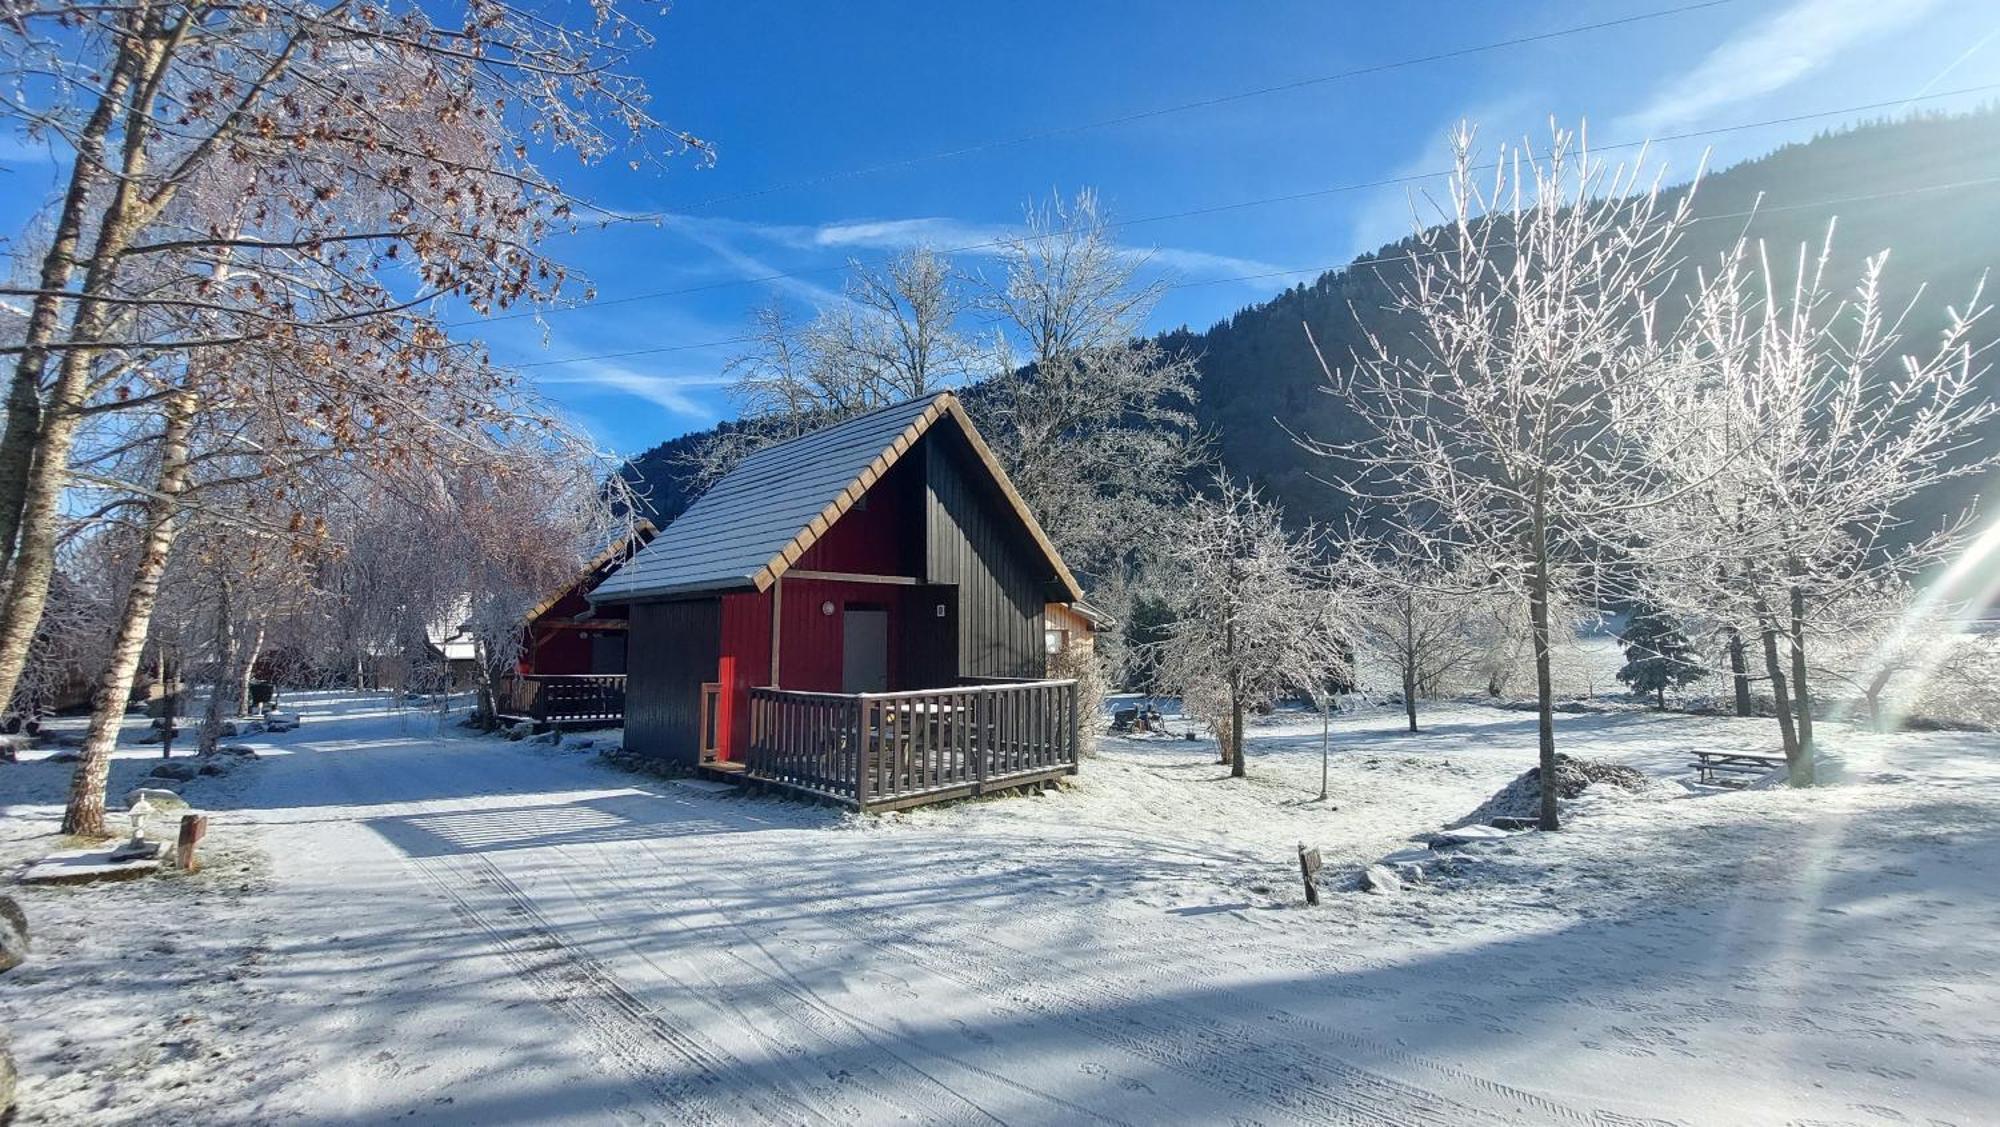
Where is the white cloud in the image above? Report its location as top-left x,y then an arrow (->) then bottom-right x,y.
1617,0 -> 1939,137
663,210 -> 1283,290
535,364 -> 732,419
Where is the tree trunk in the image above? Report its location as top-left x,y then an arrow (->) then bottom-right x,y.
0,18 -> 166,712
1318,700 -> 1330,801
236,620 -> 267,716
1528,498 -> 1559,831
197,572 -> 235,756
1726,626 -> 1752,717
0,26 -> 142,569
1228,682 -> 1246,778
1756,604 -> 1801,768
62,389 -> 196,836
1401,601 -> 1419,732
1656,685 -> 1666,711
1785,580 -> 1816,787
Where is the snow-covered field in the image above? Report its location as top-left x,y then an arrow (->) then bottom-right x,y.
3,690 -> 1996,1124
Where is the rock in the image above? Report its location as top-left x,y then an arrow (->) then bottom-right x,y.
197,760 -> 227,776
1430,824 -> 1513,849
0,894 -> 26,973
109,838 -> 163,862
123,787 -> 189,812
1360,864 -> 1403,894
20,848 -> 158,885
216,744 -> 258,758
44,748 -> 80,763
504,722 -> 534,741
560,736 -> 596,752
146,760 -> 199,782
530,729 -> 562,746
0,735 -> 25,763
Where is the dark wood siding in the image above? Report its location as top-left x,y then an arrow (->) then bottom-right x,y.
923,432 -> 1047,679
624,597 -> 720,766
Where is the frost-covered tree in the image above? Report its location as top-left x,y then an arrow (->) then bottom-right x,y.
699,248 -> 976,485
1616,603 -> 1705,709
978,190 -> 1206,584
1155,479 -> 1348,779
1632,228 -> 1994,783
1305,123 -> 1699,829
1345,532 -> 1490,733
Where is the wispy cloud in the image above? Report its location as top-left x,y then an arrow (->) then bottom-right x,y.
1616,0 -> 1938,137
536,363 -> 732,419
664,210 -> 1285,290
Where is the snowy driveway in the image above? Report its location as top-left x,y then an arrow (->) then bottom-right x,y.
12,692 -> 1994,1125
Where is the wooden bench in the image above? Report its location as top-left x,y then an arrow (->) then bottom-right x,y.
1693,750 -> 1787,786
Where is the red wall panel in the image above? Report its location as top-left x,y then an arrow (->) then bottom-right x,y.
714,578 -> 908,760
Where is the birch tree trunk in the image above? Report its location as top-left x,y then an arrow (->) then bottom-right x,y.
61,388 -> 197,836
236,620 -> 267,716
0,12 -> 167,712
0,26 -> 143,569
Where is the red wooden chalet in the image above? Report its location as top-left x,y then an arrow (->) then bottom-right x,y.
590,392 -> 1086,810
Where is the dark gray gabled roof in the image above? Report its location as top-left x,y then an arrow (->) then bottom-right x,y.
592,393 -> 943,603
592,391 -> 1083,605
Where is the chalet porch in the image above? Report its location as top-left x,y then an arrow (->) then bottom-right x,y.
495,673 -> 627,727
703,678 -> 1080,812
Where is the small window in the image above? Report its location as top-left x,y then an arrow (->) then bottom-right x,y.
1045,628 -> 1069,656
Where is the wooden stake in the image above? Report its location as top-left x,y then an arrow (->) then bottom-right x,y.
177,814 -> 207,872
1297,843 -> 1321,906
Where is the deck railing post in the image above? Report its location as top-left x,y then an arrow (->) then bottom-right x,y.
1066,680 -> 1080,773
854,698 -> 872,809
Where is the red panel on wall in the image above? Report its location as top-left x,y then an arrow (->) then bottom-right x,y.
795,454 -> 921,575
714,578 -> 909,760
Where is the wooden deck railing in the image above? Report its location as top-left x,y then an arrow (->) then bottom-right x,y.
496,674 -> 626,725
745,679 -> 1080,811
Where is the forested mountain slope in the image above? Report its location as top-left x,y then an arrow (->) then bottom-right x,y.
620,110 -> 2000,532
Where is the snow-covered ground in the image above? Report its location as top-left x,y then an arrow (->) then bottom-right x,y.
3,690 -> 1996,1124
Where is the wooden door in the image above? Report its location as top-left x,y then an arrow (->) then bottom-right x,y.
842,608 -> 890,693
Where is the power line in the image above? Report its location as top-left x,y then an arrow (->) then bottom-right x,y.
638,0 -> 1740,217
465,82 -> 2000,333
506,174 -> 2000,371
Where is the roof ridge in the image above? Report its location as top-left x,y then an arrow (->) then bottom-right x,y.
736,390 -> 952,466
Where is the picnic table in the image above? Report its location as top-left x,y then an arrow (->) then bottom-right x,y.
1692,749 -> 1787,785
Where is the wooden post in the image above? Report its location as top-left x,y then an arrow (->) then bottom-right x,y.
178,814 -> 208,872
768,575 -> 783,689
1297,843 -> 1321,906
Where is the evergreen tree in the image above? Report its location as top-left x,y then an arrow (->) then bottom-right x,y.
1617,606 -> 1706,709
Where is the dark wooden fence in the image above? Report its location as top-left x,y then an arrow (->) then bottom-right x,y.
496,674 -> 626,725
745,679 -> 1080,811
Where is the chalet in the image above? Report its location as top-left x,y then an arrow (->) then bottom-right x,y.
590,391 -> 1086,811
493,522 -> 655,727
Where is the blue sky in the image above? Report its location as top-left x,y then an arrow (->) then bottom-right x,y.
4,0 -> 1998,456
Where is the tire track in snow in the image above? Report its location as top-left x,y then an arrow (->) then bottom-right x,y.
409,852 -> 803,1125
499,850 -> 976,1126
590,830 -> 1140,1127
662,853 -> 1499,1126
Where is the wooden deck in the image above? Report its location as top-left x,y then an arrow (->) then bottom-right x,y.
738,679 -> 1080,811
496,674 -> 627,728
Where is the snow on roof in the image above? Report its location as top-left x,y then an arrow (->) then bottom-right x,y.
592,392 -> 1081,604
